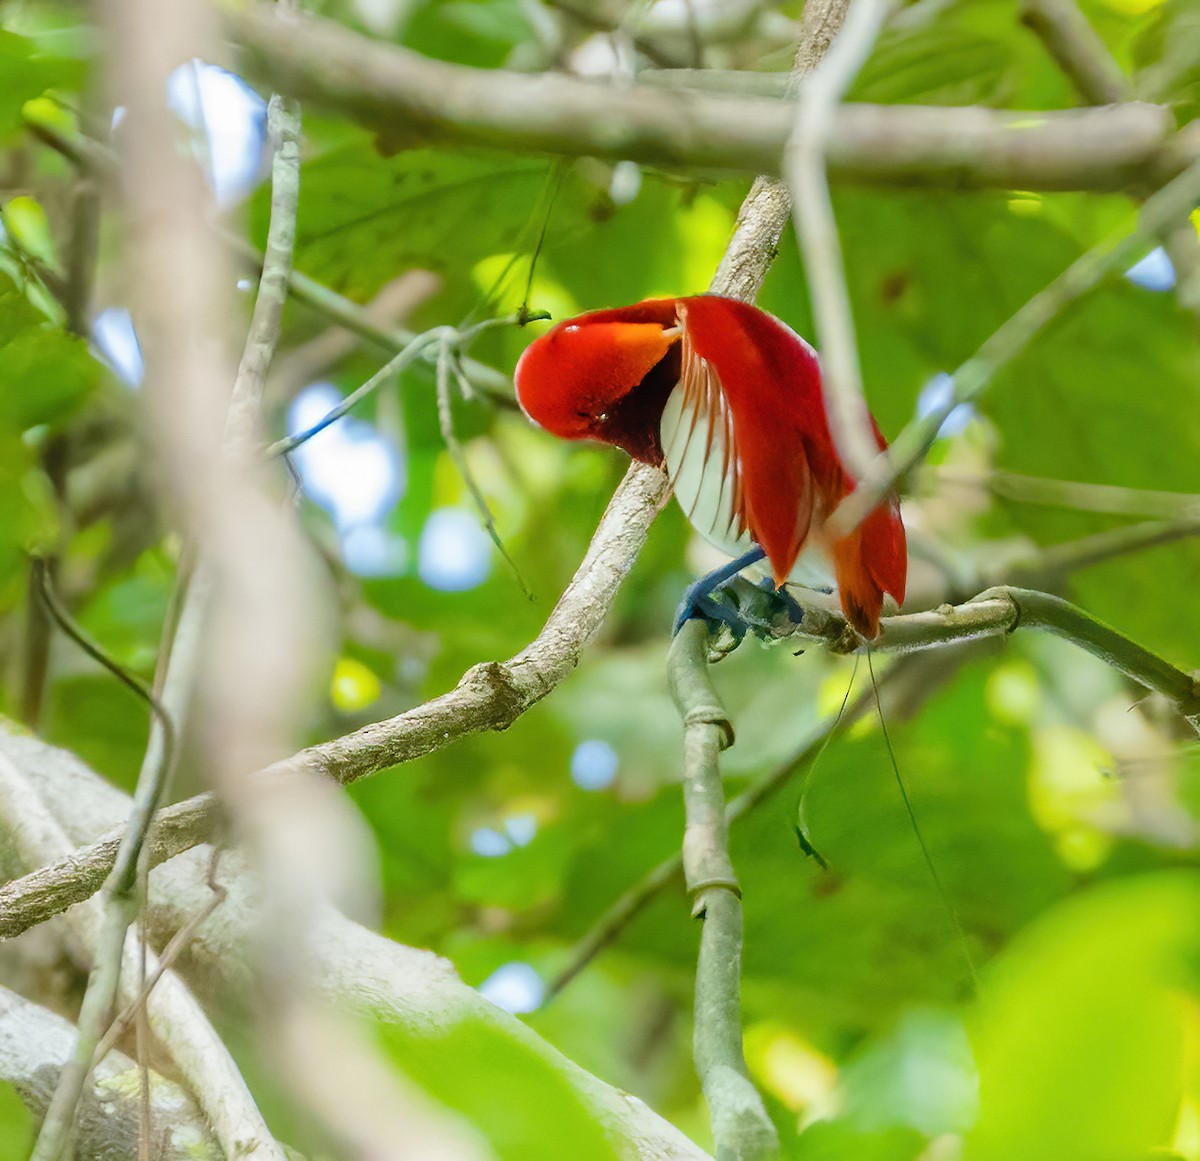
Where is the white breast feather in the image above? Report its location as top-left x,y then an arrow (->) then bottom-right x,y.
660,320 -> 835,592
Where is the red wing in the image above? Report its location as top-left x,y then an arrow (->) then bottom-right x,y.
678,297 -> 823,586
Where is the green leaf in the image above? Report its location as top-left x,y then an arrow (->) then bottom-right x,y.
2,196 -> 58,271
964,873 -> 1199,1161
794,1121 -> 925,1161
0,30 -> 86,139
0,1082 -> 33,1161
0,273 -> 101,431
269,146 -> 556,300
378,1010 -> 620,1161
840,1008 -> 978,1136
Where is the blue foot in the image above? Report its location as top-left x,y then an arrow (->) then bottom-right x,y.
672,547 -> 766,637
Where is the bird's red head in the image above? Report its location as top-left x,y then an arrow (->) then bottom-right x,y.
514,300 -> 682,465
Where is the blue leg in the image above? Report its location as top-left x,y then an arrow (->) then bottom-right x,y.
673,546 -> 767,636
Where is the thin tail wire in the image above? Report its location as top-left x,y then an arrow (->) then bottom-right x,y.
866,644 -> 979,995
796,654 -> 861,868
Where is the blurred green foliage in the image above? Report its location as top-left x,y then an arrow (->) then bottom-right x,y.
3,0 -> 1200,1157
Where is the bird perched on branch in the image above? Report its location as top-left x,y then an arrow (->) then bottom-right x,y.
514,295 -> 906,638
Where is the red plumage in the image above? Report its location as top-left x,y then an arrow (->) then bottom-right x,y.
514,295 -> 906,638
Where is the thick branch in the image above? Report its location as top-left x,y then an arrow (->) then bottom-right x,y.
0,751 -> 282,1161
224,4 -> 1181,194
0,726 -> 714,1161
0,986 -> 220,1160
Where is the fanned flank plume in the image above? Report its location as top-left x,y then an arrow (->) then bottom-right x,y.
515,295 -> 906,636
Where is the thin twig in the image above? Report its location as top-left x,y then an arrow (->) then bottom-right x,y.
266,316 -> 521,458
1009,520 -> 1200,580
786,0 -> 895,478
29,561 -> 177,1161
225,93 -> 303,456
1020,0 -> 1128,105
831,153 -> 1200,536
435,340 -> 532,597
932,468 -> 1200,520
668,620 -> 778,1160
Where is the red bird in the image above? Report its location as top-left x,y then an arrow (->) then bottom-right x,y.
514,295 -> 906,638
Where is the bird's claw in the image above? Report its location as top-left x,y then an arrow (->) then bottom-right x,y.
673,575 -> 808,645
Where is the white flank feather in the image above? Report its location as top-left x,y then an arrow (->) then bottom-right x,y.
660,315 -> 835,592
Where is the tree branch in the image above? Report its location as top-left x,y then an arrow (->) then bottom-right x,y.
787,0 -> 895,478
792,587 -> 1200,734
0,750 -> 282,1161
668,620 -> 778,1159
0,725 -> 715,1161
223,4 -> 1183,194
932,469 -> 1200,521
1020,0 -> 1129,106
0,985 -> 221,1161
831,152 -> 1200,536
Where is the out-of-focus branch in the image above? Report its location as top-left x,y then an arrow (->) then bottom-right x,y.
831,153 -> 1200,536
708,0 -> 847,301
1020,0 -> 1128,105
667,620 -> 778,1159
787,0 -> 894,478
932,469 -> 1200,521
638,67 -> 794,97
1018,0 -> 1200,326
1008,520 -> 1200,582
0,750 -> 283,1161
224,4 -> 1182,194
0,726 -> 715,1161
0,985 -> 221,1161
